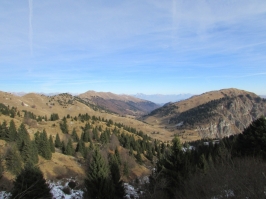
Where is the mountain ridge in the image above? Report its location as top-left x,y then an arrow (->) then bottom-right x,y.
78,91 -> 160,116
143,88 -> 266,141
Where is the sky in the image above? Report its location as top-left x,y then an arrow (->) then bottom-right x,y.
0,0 -> 266,95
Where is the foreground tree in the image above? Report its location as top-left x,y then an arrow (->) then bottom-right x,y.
84,148 -> 114,199
11,164 -> 52,199
5,144 -> 22,175
236,116 -> 266,157
109,156 -> 125,199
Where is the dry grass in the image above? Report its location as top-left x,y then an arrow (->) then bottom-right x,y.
143,88 -> 259,142
0,91 -> 160,184
0,91 -> 174,142
38,152 -> 85,183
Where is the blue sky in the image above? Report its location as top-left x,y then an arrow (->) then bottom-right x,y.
0,0 -> 266,95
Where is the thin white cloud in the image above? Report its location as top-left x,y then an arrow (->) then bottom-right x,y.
0,0 -> 265,94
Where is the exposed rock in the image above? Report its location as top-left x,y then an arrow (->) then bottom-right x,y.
144,88 -> 266,139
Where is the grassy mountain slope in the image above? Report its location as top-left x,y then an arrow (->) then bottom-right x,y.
79,91 -> 160,116
143,88 -> 266,141
0,91 -> 171,191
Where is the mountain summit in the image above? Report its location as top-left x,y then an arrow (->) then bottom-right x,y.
79,91 -> 160,116
143,88 -> 266,141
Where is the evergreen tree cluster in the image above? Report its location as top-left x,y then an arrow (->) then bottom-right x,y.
50,113 -> 59,121
0,103 -> 17,118
34,130 -> 54,160
146,116 -> 266,199
22,110 -> 37,120
84,148 -> 125,199
11,164 -> 52,199
0,119 -> 57,175
60,116 -> 69,134
54,133 -> 75,156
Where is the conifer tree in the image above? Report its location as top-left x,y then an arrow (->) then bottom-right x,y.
71,128 -> 79,142
135,149 -> 142,164
65,139 -> 74,156
114,147 -> 121,165
7,120 -> 17,142
60,117 -> 69,134
11,163 -> 51,199
5,145 -> 22,175
76,140 -> 85,156
36,130 -> 52,160
236,116 -> 266,157
100,131 -> 108,144
146,146 -> 154,162
16,123 -> 30,150
49,135 -> 55,153
198,154 -> 209,173
155,136 -> 191,197
109,157 -> 125,198
55,133 -> 61,148
0,156 -> 4,179
21,139 -> 33,164
31,141 -> 39,164
93,128 -> 99,141
84,148 -> 113,199
83,131 -> 90,142
0,121 -> 8,140
123,162 -> 129,177
61,141 -> 66,154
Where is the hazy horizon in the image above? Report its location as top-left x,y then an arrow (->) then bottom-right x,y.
1,1 -> 266,95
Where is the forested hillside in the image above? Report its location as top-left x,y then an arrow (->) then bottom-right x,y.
142,116 -> 266,199
0,102 -> 162,198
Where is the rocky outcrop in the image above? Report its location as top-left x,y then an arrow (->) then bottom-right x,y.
183,95 -> 266,138
144,88 -> 266,139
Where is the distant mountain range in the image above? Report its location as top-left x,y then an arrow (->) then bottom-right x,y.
4,88 -> 266,142
132,93 -> 194,104
11,92 -> 265,104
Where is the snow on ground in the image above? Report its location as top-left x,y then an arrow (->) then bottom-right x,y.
49,180 -> 83,199
0,179 -> 84,199
124,183 -> 140,199
0,177 -> 148,199
0,191 -> 11,199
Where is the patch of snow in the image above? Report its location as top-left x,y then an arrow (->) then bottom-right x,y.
0,191 -> 11,199
176,121 -> 184,127
124,183 -> 140,199
182,146 -> 196,152
211,189 -> 235,199
49,179 -> 83,199
0,179 -> 84,199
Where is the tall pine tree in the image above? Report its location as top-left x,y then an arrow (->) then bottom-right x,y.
84,148 -> 113,199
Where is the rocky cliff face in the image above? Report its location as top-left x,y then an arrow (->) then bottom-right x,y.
179,95 -> 266,138
144,89 -> 266,139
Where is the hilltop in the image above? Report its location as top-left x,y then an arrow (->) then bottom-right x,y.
78,91 -> 160,116
143,88 -> 266,141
